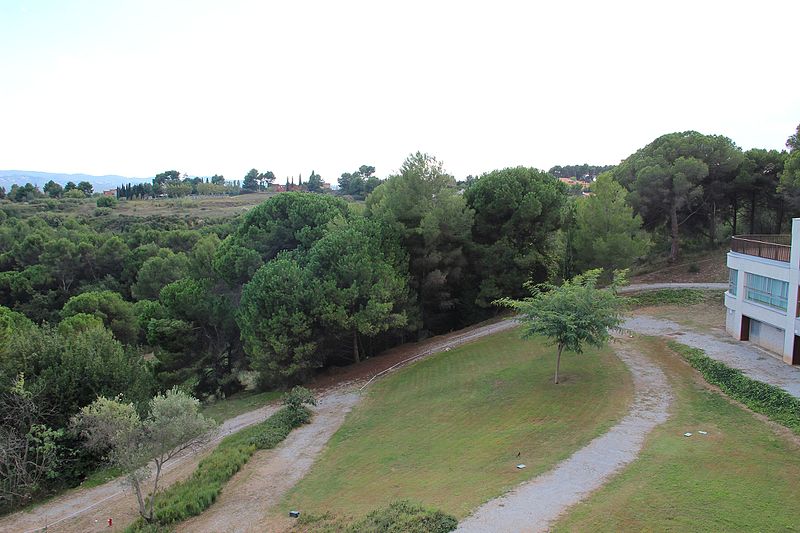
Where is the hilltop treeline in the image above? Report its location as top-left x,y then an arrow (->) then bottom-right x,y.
1,123 -> 799,509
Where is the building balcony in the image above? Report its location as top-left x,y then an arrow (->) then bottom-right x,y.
730,235 -> 791,263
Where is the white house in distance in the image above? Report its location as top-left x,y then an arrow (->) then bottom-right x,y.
725,218 -> 800,365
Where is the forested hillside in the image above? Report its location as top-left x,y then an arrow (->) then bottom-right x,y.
2,123 -> 799,512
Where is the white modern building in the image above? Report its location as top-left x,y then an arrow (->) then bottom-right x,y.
725,218 -> 800,365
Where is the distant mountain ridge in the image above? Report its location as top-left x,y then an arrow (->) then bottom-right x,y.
0,170 -> 151,191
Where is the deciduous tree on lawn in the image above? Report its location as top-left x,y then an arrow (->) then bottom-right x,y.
495,269 -> 626,384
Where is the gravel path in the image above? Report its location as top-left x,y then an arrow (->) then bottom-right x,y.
624,315 -> 800,399
1,402 -> 283,533
1,318 -> 519,533
176,389 -> 361,533
456,341 -> 672,533
175,319 -> 521,533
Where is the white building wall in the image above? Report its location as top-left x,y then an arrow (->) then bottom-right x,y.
749,320 -> 785,354
724,218 -> 800,365
725,306 -> 737,336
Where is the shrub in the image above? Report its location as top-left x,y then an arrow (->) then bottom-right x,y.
97,196 -> 119,208
354,500 -> 458,533
283,386 -> 316,411
687,262 -> 700,273
669,341 -> 800,433
64,189 -> 85,199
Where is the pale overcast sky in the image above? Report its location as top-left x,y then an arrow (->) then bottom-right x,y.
1,0 -> 798,181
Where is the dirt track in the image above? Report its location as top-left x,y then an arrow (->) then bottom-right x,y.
2,401 -> 283,533
0,317 -> 518,533
176,389 -> 360,533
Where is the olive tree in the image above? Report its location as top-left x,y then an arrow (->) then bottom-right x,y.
495,269 -> 626,384
72,388 -> 216,522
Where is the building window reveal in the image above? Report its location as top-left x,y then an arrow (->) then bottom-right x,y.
744,273 -> 788,311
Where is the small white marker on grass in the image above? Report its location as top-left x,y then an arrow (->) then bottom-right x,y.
698,430 -> 708,435
516,464 -> 526,469
684,432 -> 693,437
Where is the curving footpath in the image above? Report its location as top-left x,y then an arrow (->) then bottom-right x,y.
457,341 -> 672,533
176,389 -> 361,533
2,403 -> 283,533
0,284 -> 730,532
0,318 -> 519,533
624,315 -> 800,399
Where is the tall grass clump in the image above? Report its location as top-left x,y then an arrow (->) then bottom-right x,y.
293,500 -> 458,533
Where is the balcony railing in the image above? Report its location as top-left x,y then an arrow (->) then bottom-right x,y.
731,235 -> 791,262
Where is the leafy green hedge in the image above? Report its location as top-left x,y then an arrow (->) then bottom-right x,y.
126,388 -> 314,532
625,289 -> 707,308
668,341 -> 800,433
294,500 -> 458,533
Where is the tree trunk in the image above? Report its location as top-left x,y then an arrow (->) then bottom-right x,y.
750,191 -> 756,234
554,344 -> 564,384
353,330 -> 360,363
776,199 -> 784,234
670,203 -> 680,263
731,196 -> 738,235
709,202 -> 717,246
131,476 -> 147,521
147,461 -> 163,521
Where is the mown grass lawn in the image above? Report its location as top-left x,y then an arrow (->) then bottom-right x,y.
553,336 -> 800,532
201,390 -> 281,423
281,328 -> 633,520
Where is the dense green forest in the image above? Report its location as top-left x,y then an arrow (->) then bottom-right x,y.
1,124 -> 799,511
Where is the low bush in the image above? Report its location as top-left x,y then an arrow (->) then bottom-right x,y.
293,500 -> 458,533
626,289 -> 706,308
668,341 -> 800,433
355,501 -> 458,533
247,404 -> 310,449
96,196 -> 119,208
126,387 -> 315,532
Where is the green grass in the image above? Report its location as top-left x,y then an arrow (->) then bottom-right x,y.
625,288 -> 709,308
281,329 -> 633,521
553,337 -> 800,532
669,341 -> 800,433
201,390 -> 282,423
80,465 -> 125,489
